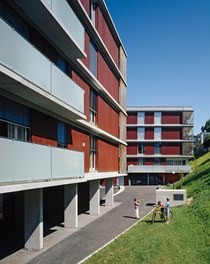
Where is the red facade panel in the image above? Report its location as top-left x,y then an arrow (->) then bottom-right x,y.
162,112 -> 181,124
127,128 -> 137,140
161,144 -> 181,155
96,8 -> 118,65
162,128 -> 181,139
127,145 -> 137,155
97,97 -> 119,138
97,139 -> 118,171
127,158 -> 138,165
145,128 -> 154,139
145,145 -> 154,155
145,112 -> 154,124
144,158 -> 153,165
97,53 -> 119,101
80,0 -> 90,14
127,112 -> 137,124
31,111 -> 57,146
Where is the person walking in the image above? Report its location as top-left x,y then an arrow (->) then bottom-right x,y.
165,197 -> 170,224
134,198 -> 140,219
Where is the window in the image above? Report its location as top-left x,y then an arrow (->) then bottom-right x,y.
0,96 -> 31,141
90,88 -> 97,124
138,158 -> 144,165
90,135 -> 97,170
154,158 -> 161,165
90,40 -> 97,77
57,121 -> 67,148
154,112 -> 161,124
138,143 -> 145,154
154,127 -> 161,140
89,0 -> 96,26
137,112 -> 145,124
137,127 -> 145,140
154,143 -> 161,154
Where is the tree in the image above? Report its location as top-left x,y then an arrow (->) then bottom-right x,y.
203,134 -> 210,149
201,119 -> 210,132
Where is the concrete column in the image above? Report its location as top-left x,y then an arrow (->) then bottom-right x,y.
24,189 -> 43,250
105,178 -> 114,207
89,180 -> 100,215
147,174 -> 150,185
64,184 -> 78,228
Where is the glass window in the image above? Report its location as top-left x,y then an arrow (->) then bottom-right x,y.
89,0 -> 96,26
154,112 -> 161,124
154,158 -> 161,165
137,127 -> 145,140
154,143 -> 161,154
138,158 -> 144,165
90,40 -> 97,77
154,127 -> 161,140
90,135 -> 97,170
0,194 -> 3,220
90,88 -> 97,124
57,121 -> 67,148
137,112 -> 145,124
138,143 -> 145,154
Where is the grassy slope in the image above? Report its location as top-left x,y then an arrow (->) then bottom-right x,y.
85,152 -> 210,264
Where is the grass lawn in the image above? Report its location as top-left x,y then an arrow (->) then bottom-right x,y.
84,152 -> 210,264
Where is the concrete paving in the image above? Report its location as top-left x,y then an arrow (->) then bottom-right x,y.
1,186 -> 156,264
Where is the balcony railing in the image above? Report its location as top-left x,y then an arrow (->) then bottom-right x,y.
43,0 -> 84,52
0,137 -> 84,183
128,164 -> 192,174
0,18 -> 84,114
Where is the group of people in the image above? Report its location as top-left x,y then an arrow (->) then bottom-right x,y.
134,197 -> 171,224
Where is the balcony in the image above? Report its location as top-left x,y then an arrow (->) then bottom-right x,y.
8,0 -> 85,60
127,164 -> 192,174
0,137 -> 84,183
0,18 -> 85,120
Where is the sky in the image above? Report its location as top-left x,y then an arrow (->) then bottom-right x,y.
105,0 -> 210,135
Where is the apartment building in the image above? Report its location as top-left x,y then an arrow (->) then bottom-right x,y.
126,106 -> 194,185
0,0 -> 127,254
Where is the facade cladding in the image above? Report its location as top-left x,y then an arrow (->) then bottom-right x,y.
0,0 -> 127,253
126,107 -> 194,186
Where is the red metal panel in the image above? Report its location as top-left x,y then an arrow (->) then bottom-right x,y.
97,139 -> 118,171
145,145 -> 154,155
162,112 -> 181,124
127,112 -> 137,124
162,144 -> 181,155
80,0 -> 90,14
127,145 -> 137,155
97,96 -> 119,138
127,159 -> 138,165
145,112 -> 154,124
127,128 -> 137,140
97,53 -> 119,101
162,128 -> 181,139
96,8 -> 118,65
145,158 -> 153,165
145,128 -> 154,139
31,111 -> 57,146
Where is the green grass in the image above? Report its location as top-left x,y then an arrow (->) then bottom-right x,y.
84,152 -> 210,264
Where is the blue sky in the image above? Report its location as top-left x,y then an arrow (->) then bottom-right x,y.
105,0 -> 210,134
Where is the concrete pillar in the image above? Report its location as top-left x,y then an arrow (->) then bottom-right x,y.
24,189 -> 43,250
89,180 -> 100,215
105,178 -> 114,207
147,174 -> 150,185
64,184 -> 78,228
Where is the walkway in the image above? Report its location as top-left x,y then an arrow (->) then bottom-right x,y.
2,186 -> 156,264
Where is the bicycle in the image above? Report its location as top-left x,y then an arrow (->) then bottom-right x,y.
151,205 -> 173,224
